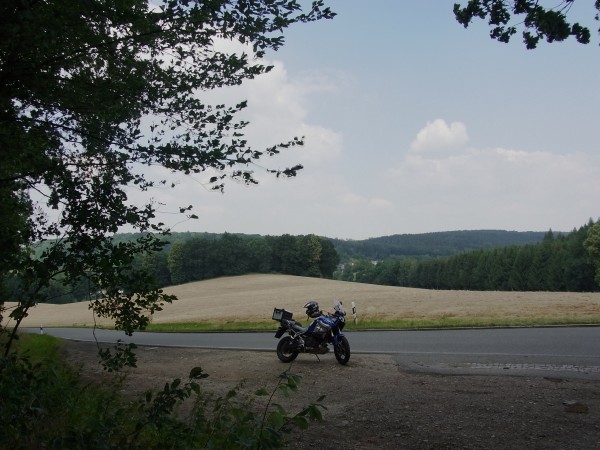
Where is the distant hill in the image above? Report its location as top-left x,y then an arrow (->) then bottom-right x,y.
330,230 -> 554,261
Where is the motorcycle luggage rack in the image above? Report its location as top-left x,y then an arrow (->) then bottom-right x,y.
272,307 -> 293,321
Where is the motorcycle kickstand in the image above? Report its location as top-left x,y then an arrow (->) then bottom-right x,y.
313,354 -> 321,362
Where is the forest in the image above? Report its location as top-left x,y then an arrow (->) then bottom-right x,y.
335,222 -> 599,292
330,229 -> 550,261
164,233 -> 339,285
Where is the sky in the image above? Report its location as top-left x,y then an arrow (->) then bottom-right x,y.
135,0 -> 600,240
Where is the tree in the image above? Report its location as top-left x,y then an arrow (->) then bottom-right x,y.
268,234 -> 300,275
0,0 -> 335,362
217,233 -> 251,276
247,237 -> 272,273
141,250 -> 171,287
296,234 -> 322,277
583,221 -> 600,285
454,0 -> 599,48
318,238 -> 340,278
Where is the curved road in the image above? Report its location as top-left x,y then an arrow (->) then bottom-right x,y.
26,326 -> 600,380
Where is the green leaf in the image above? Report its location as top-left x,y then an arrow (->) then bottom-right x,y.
254,388 -> 269,396
268,411 -> 286,428
292,416 -> 309,429
307,404 -> 324,421
189,366 -> 207,379
226,388 -> 237,399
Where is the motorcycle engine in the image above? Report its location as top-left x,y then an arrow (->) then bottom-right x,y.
303,335 -> 320,348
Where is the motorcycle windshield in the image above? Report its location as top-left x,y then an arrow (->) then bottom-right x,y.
333,300 -> 346,316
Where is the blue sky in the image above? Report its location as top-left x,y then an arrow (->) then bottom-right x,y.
138,0 -> 600,239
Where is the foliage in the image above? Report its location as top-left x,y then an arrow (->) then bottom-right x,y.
0,0 -> 335,364
454,0 -> 599,48
336,220 -> 599,292
163,232 -> 340,285
0,334 -> 325,449
583,222 -> 600,285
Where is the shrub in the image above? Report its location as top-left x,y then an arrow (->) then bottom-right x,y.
0,335 -> 325,449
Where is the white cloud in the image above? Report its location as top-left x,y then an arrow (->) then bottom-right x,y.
410,119 -> 469,154
388,121 -> 600,232
198,56 -> 343,169
295,123 -> 343,164
228,62 -> 344,184
340,192 -> 393,209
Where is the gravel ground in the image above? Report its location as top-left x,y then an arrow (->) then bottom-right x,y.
62,340 -> 600,450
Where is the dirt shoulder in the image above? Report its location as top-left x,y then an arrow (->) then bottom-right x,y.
62,340 -> 600,450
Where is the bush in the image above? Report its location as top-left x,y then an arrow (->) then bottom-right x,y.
0,335 -> 325,449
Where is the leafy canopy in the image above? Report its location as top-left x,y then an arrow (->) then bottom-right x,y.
0,0 -> 334,361
454,0 -> 600,48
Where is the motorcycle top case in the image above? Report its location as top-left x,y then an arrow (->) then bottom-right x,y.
272,308 -> 293,321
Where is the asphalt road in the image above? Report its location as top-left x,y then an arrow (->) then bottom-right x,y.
26,326 -> 600,379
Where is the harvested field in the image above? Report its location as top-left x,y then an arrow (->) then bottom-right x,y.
5,274 -> 600,328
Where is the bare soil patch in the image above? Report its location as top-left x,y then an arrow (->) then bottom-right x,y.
8,274 -> 600,328
63,340 -> 600,449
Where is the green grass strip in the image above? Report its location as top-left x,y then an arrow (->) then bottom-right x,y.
143,316 -> 600,332
145,321 -> 278,332
14,333 -> 62,361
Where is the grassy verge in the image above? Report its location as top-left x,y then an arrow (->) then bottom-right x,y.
343,316 -> 600,330
15,332 -> 61,360
144,316 -> 600,332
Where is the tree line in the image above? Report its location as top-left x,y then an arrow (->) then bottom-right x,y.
335,221 -> 600,292
4,233 -> 340,304
163,233 -> 339,286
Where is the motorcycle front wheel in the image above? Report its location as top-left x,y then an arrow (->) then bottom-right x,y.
334,336 -> 350,365
276,336 -> 299,363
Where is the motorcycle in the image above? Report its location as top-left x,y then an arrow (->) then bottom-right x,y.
272,300 -> 350,365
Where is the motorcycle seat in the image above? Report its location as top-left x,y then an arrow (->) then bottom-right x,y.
281,318 -> 306,333
291,322 -> 306,333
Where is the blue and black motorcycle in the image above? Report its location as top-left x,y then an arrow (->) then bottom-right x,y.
272,300 -> 350,365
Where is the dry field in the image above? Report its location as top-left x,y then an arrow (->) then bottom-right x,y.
5,273 -> 600,328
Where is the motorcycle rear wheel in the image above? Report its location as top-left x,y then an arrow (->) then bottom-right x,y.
334,336 -> 350,365
276,336 -> 299,363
